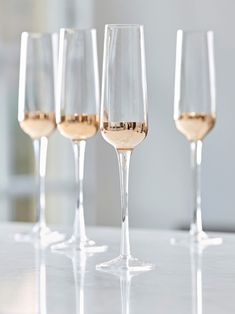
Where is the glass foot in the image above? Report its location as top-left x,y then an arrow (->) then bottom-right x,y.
14,223 -> 65,246
170,231 -> 222,248
51,235 -> 108,253
96,255 -> 154,273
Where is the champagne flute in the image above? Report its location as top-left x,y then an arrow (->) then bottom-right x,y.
97,24 -> 153,272
16,32 -> 65,244
52,28 -> 107,252
173,30 -> 222,246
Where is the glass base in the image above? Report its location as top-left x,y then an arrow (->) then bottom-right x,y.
14,223 -> 65,246
170,231 -> 223,248
51,235 -> 108,253
96,255 -> 154,273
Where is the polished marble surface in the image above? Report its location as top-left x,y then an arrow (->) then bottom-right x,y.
0,223 -> 234,314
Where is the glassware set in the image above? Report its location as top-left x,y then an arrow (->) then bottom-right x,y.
16,24 -> 221,272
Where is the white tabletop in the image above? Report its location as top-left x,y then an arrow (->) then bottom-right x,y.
0,223 -> 234,314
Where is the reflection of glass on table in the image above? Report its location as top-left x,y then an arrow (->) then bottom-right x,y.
190,246 -> 204,314
35,243 -> 47,314
120,272 -> 132,314
55,251 -> 90,314
98,268 -> 147,314
72,252 -> 87,314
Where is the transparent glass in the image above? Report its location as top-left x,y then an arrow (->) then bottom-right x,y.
52,28 -> 107,253
173,30 -> 222,246
97,24 -> 153,272
16,32 -> 65,245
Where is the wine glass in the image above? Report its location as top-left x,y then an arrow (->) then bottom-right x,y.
173,30 -> 222,246
96,24 -> 153,272
16,32 -> 65,244
52,28 -> 107,253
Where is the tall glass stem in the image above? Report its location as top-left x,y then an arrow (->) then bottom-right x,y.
33,137 -> 48,233
190,140 -> 203,237
72,140 -> 87,243
117,150 -> 132,258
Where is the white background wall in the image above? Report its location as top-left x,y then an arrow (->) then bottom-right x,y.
0,0 -> 234,232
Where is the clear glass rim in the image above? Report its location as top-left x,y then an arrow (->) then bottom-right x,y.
105,24 -> 143,29
177,29 -> 213,35
60,27 -> 96,34
21,31 -> 56,38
